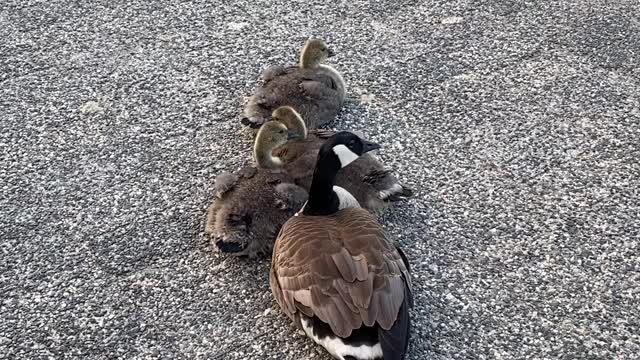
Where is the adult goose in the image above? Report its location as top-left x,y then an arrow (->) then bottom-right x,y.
270,132 -> 413,360
271,106 -> 413,211
204,122 -> 307,257
241,39 -> 346,130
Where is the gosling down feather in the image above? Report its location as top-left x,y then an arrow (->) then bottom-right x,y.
242,39 -> 346,130
204,122 -> 307,257
271,106 -> 413,212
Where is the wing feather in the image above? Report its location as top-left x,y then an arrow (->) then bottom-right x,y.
270,207 -> 412,339
331,248 -> 369,283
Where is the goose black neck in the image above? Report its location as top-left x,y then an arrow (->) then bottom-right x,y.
302,154 -> 341,216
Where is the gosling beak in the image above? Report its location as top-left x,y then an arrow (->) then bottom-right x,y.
287,131 -> 299,140
362,140 -> 381,153
327,48 -> 336,57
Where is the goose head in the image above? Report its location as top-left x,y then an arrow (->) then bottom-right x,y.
209,182 -> 308,258
271,106 -> 308,139
303,132 -> 380,216
299,39 -> 335,69
253,121 -> 297,169
319,131 -> 381,169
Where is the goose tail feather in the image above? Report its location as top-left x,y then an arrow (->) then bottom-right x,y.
378,289 -> 411,360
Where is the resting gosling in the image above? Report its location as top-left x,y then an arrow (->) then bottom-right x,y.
242,39 -> 346,130
270,132 -> 413,360
204,122 -> 307,257
271,106 -> 413,212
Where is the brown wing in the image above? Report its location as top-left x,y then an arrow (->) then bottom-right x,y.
270,207 -> 411,338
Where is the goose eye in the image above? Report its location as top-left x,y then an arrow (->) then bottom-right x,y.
348,140 -> 356,147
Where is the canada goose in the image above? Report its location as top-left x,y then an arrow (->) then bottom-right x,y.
204,122 -> 307,257
241,39 -> 346,130
271,106 -> 413,212
270,132 -> 413,360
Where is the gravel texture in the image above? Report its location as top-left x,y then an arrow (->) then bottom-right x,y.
1,0 -> 639,359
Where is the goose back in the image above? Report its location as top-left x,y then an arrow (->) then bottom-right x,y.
270,207 -> 412,357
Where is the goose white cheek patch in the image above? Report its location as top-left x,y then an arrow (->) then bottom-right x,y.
332,144 -> 359,168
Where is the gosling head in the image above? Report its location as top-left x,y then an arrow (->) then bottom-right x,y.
318,131 -> 381,169
211,181 -> 308,258
210,204 -> 274,258
271,106 -> 307,139
253,121 -> 297,169
299,39 -> 335,69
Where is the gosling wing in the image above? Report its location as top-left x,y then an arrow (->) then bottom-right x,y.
250,69 -> 342,129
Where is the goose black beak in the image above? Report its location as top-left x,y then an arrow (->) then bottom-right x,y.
363,140 -> 381,153
327,48 -> 336,57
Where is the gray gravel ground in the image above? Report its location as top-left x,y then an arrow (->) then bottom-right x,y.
1,0 -> 639,359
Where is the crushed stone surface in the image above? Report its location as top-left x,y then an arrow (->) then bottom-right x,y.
1,0 -> 639,359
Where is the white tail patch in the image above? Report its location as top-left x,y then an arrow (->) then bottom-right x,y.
300,316 -> 382,360
333,186 -> 360,209
333,144 -> 359,168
